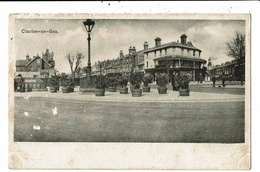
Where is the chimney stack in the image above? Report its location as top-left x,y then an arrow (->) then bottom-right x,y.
155,37 -> 161,47
120,50 -> 123,58
144,41 -> 148,50
26,53 -> 29,61
129,46 -> 136,54
180,34 -> 187,44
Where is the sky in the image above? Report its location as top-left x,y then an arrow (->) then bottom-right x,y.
13,18 -> 245,73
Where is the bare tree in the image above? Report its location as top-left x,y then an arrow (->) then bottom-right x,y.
226,32 -> 245,85
65,52 -> 84,81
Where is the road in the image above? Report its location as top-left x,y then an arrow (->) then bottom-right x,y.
14,96 -> 245,143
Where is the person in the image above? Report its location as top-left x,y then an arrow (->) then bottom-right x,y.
222,74 -> 226,87
172,72 -> 178,91
17,74 -> 25,92
198,73 -> 203,84
212,75 -> 216,87
172,72 -> 176,91
14,78 -> 17,92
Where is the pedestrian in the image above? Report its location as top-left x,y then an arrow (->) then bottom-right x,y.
200,74 -> 203,83
172,72 -> 178,91
198,73 -> 203,84
14,78 -> 17,92
212,75 -> 216,87
222,75 -> 226,87
17,74 -> 25,92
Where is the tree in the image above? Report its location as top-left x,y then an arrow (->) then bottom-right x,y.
226,32 -> 245,85
65,52 -> 84,81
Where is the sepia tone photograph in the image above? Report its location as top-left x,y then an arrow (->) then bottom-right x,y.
9,13 -> 250,169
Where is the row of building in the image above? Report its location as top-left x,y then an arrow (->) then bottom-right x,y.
15,35 -> 245,83
207,57 -> 245,81
92,34 -> 245,82
92,34 -> 207,82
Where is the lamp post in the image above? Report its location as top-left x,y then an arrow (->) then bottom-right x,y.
83,19 -> 95,76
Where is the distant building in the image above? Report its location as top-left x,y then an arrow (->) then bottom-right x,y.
15,49 -> 55,78
209,59 -> 244,81
92,45 -> 145,75
143,34 -> 207,81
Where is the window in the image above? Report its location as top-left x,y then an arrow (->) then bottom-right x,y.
193,50 -> 196,56
37,58 -> 40,64
154,51 -> 156,58
146,62 -> 148,68
181,48 -> 184,55
165,49 -> 167,55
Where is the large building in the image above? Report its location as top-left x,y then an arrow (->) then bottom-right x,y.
15,49 -> 55,78
143,34 -> 207,81
92,34 -> 207,82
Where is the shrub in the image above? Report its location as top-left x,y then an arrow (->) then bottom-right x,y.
143,73 -> 154,87
95,75 -> 107,89
106,73 -> 120,87
117,75 -> 128,88
129,72 -> 143,89
177,72 -> 192,89
59,73 -> 70,87
156,73 -> 169,87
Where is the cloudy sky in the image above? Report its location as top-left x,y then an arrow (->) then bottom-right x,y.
14,18 -> 245,73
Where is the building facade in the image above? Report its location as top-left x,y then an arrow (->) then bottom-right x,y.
92,46 -> 145,76
92,34 -> 207,82
209,59 -> 244,81
15,49 -> 55,78
143,34 -> 207,81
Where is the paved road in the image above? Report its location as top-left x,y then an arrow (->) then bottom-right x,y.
14,96 -> 245,143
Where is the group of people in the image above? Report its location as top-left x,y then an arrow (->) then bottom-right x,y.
212,75 -> 226,87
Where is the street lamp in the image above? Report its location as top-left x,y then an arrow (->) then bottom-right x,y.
83,19 -> 95,76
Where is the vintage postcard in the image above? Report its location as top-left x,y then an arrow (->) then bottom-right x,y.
9,13 -> 250,169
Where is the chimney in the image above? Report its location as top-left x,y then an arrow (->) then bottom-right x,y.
180,34 -> 187,44
120,50 -> 123,58
129,46 -> 136,54
187,41 -> 193,45
129,46 -> 132,54
26,53 -> 29,61
144,41 -> 148,50
155,37 -> 161,47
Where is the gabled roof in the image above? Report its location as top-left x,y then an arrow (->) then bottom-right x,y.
25,56 -> 53,67
25,56 -> 40,66
143,41 -> 201,53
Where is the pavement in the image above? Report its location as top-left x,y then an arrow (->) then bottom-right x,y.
14,84 -> 245,103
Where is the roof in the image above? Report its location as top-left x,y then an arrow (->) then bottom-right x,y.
143,41 -> 201,53
212,61 -> 237,69
16,60 -> 28,66
154,55 -> 207,63
25,56 -> 53,67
